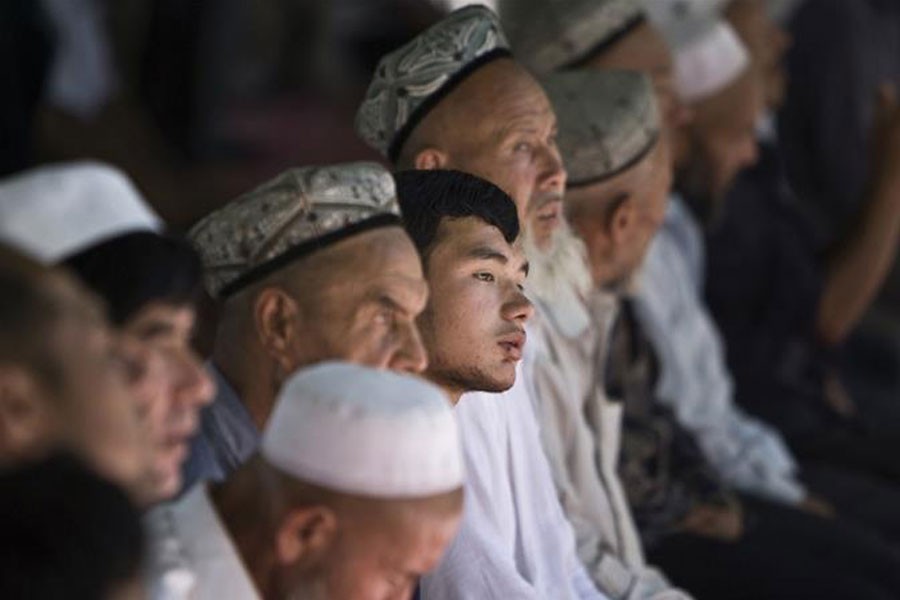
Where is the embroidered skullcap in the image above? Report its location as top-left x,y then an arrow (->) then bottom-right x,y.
356,5 -> 511,161
188,162 -> 402,299
262,362 -> 464,498
544,69 -> 660,187
499,0 -> 646,74
0,161 -> 161,264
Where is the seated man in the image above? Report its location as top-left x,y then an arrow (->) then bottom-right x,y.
554,64 -> 900,600
0,243 -> 145,495
183,162 -> 429,487
360,8 -> 607,597
501,0 -> 807,512
146,362 -> 464,600
706,0 -> 900,491
395,169 -> 603,598
522,66 -> 689,600
0,161 -> 215,506
0,453 -> 145,600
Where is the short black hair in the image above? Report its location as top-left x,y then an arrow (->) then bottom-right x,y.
63,231 -> 203,326
394,170 -> 519,265
0,453 -> 144,600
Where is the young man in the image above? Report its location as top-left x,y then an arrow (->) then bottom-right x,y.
146,362 -> 464,600
0,162 -> 215,506
359,8 -> 605,598
395,169 -> 604,599
182,162 -> 429,488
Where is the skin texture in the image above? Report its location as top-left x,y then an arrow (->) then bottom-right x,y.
415,217 -> 533,404
120,302 -> 215,504
399,58 -> 567,228
583,21 -> 694,169
213,226 -> 429,429
565,137 -> 673,289
0,271 -> 146,499
214,459 -> 464,600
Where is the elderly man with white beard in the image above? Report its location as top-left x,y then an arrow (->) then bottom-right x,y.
520,68 -> 691,599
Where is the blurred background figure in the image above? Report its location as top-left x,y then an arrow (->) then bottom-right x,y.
1,0 -> 448,228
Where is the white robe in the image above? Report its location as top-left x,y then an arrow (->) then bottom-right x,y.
419,358 -> 607,599
144,485 -> 260,600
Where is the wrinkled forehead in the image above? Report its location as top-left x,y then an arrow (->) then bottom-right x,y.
287,226 -> 426,298
437,58 -> 556,134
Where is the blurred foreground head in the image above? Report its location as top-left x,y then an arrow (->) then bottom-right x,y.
0,243 -> 147,496
0,453 -> 144,600
0,162 -> 214,505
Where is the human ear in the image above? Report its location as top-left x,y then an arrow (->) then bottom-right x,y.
276,505 -> 338,566
254,288 -> 302,373
0,366 -> 54,462
414,149 -> 449,171
609,200 -> 637,247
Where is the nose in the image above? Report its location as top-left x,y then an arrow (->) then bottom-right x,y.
389,319 -> 429,374
172,349 -> 216,408
537,142 -> 567,195
501,289 -> 535,325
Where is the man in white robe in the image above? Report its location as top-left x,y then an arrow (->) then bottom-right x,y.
146,363 -> 465,600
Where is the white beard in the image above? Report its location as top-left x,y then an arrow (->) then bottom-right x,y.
523,221 -> 595,338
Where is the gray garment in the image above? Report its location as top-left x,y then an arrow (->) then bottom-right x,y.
632,197 -> 806,505
525,289 -> 691,600
180,364 -> 260,491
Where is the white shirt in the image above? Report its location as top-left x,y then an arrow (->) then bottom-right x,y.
420,357 -> 607,600
144,485 -> 261,600
633,196 -> 805,505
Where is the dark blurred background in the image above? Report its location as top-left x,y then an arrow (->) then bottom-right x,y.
0,0 -> 488,228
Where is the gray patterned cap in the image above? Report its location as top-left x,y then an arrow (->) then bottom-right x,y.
543,69 -> 660,187
189,163 -> 402,299
355,5 -> 511,161
499,0 -> 645,74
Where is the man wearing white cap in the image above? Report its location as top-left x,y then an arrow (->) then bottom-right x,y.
0,161 -> 215,507
145,362 -> 465,600
182,162 -> 429,489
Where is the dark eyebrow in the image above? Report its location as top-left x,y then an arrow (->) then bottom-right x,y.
466,245 -> 510,265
